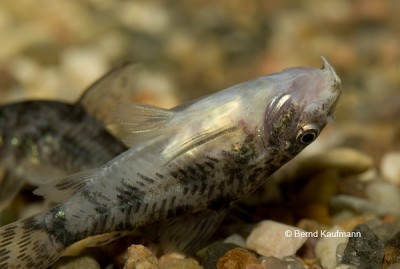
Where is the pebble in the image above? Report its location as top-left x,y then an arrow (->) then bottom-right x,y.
366,219 -> 400,242
246,220 -> 307,259
333,213 -> 376,233
51,256 -> 100,269
216,247 -> 259,269
365,181 -> 400,214
123,244 -> 158,269
261,256 -> 305,269
342,224 -> 385,269
197,242 -> 241,269
159,258 -> 203,269
315,226 -> 349,269
383,231 -> 400,268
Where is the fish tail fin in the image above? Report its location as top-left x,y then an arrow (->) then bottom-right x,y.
0,213 -> 65,269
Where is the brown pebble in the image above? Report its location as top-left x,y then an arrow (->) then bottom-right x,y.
217,247 -> 259,269
123,244 -> 158,269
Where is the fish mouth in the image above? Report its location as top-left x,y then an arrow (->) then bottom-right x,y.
320,56 -> 341,92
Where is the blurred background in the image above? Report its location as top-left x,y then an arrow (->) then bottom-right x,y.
0,0 -> 398,120
1,1 -> 400,267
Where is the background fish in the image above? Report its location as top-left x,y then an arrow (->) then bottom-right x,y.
0,63 -> 141,211
0,57 -> 341,269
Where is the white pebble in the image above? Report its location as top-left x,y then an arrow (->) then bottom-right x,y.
246,220 -> 307,259
365,181 -> 400,214
381,152 -> 400,185
315,226 -> 348,269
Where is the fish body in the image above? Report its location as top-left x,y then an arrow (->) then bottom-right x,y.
0,58 -> 341,269
0,63 -> 140,210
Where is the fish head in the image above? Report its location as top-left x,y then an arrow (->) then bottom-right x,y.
262,57 -> 341,158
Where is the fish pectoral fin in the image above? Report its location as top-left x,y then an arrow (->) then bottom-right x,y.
156,209 -> 229,254
112,103 -> 175,146
162,123 -> 238,165
33,168 -> 100,203
77,62 -> 139,124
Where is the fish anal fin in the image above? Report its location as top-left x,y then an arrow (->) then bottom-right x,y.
64,232 -> 126,256
156,209 -> 228,254
33,168 -> 99,204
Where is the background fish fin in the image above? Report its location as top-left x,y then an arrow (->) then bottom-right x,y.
77,62 -> 139,124
0,169 -> 25,211
33,168 -> 99,204
157,209 -> 228,254
112,103 -> 175,146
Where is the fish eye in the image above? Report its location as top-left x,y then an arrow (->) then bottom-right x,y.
297,125 -> 319,145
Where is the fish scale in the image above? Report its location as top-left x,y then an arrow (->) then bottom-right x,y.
0,57 -> 341,268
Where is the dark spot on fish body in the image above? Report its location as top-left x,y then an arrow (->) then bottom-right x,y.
137,172 -> 156,184
167,205 -> 193,219
207,195 -> 234,211
115,178 -> 146,206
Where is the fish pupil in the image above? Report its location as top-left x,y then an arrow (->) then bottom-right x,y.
300,132 -> 316,144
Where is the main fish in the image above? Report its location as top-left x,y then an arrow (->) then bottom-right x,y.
0,64 -> 140,210
0,57 -> 341,269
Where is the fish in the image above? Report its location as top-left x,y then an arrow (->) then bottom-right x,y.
0,57 -> 341,269
0,63 -> 141,211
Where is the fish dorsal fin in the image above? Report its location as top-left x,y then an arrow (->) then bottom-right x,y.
33,168 -> 100,203
77,62 -> 139,123
112,103 -> 175,146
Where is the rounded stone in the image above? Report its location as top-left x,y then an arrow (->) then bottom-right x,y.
123,244 -> 158,269
315,226 -> 349,269
246,220 -> 307,259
